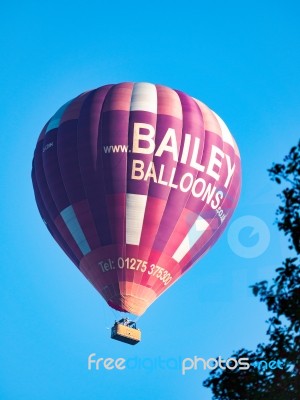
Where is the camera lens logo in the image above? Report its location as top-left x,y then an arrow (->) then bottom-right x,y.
227,215 -> 270,258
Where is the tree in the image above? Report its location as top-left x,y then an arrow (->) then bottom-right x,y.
203,141 -> 300,400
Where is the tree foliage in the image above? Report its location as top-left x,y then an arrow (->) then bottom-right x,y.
203,141 -> 300,400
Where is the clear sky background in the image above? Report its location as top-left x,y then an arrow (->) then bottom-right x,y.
1,1 -> 299,399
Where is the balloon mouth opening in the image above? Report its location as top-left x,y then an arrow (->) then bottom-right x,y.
108,300 -> 128,313
107,295 -> 151,316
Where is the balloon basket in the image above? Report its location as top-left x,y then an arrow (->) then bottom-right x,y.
111,318 -> 141,345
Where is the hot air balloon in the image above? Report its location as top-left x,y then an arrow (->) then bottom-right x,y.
31,82 -> 241,344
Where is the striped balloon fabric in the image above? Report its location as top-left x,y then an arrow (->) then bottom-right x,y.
32,82 -> 241,316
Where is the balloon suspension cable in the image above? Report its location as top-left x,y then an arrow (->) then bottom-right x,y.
110,306 -> 118,321
100,298 -> 119,329
100,298 -> 110,329
117,312 -> 141,324
132,314 -> 141,323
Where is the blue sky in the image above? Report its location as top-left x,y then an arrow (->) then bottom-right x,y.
1,1 -> 299,399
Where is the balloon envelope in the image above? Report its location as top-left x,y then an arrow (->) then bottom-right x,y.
32,82 -> 241,315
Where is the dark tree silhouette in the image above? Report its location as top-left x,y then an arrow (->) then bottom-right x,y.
203,141 -> 300,400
